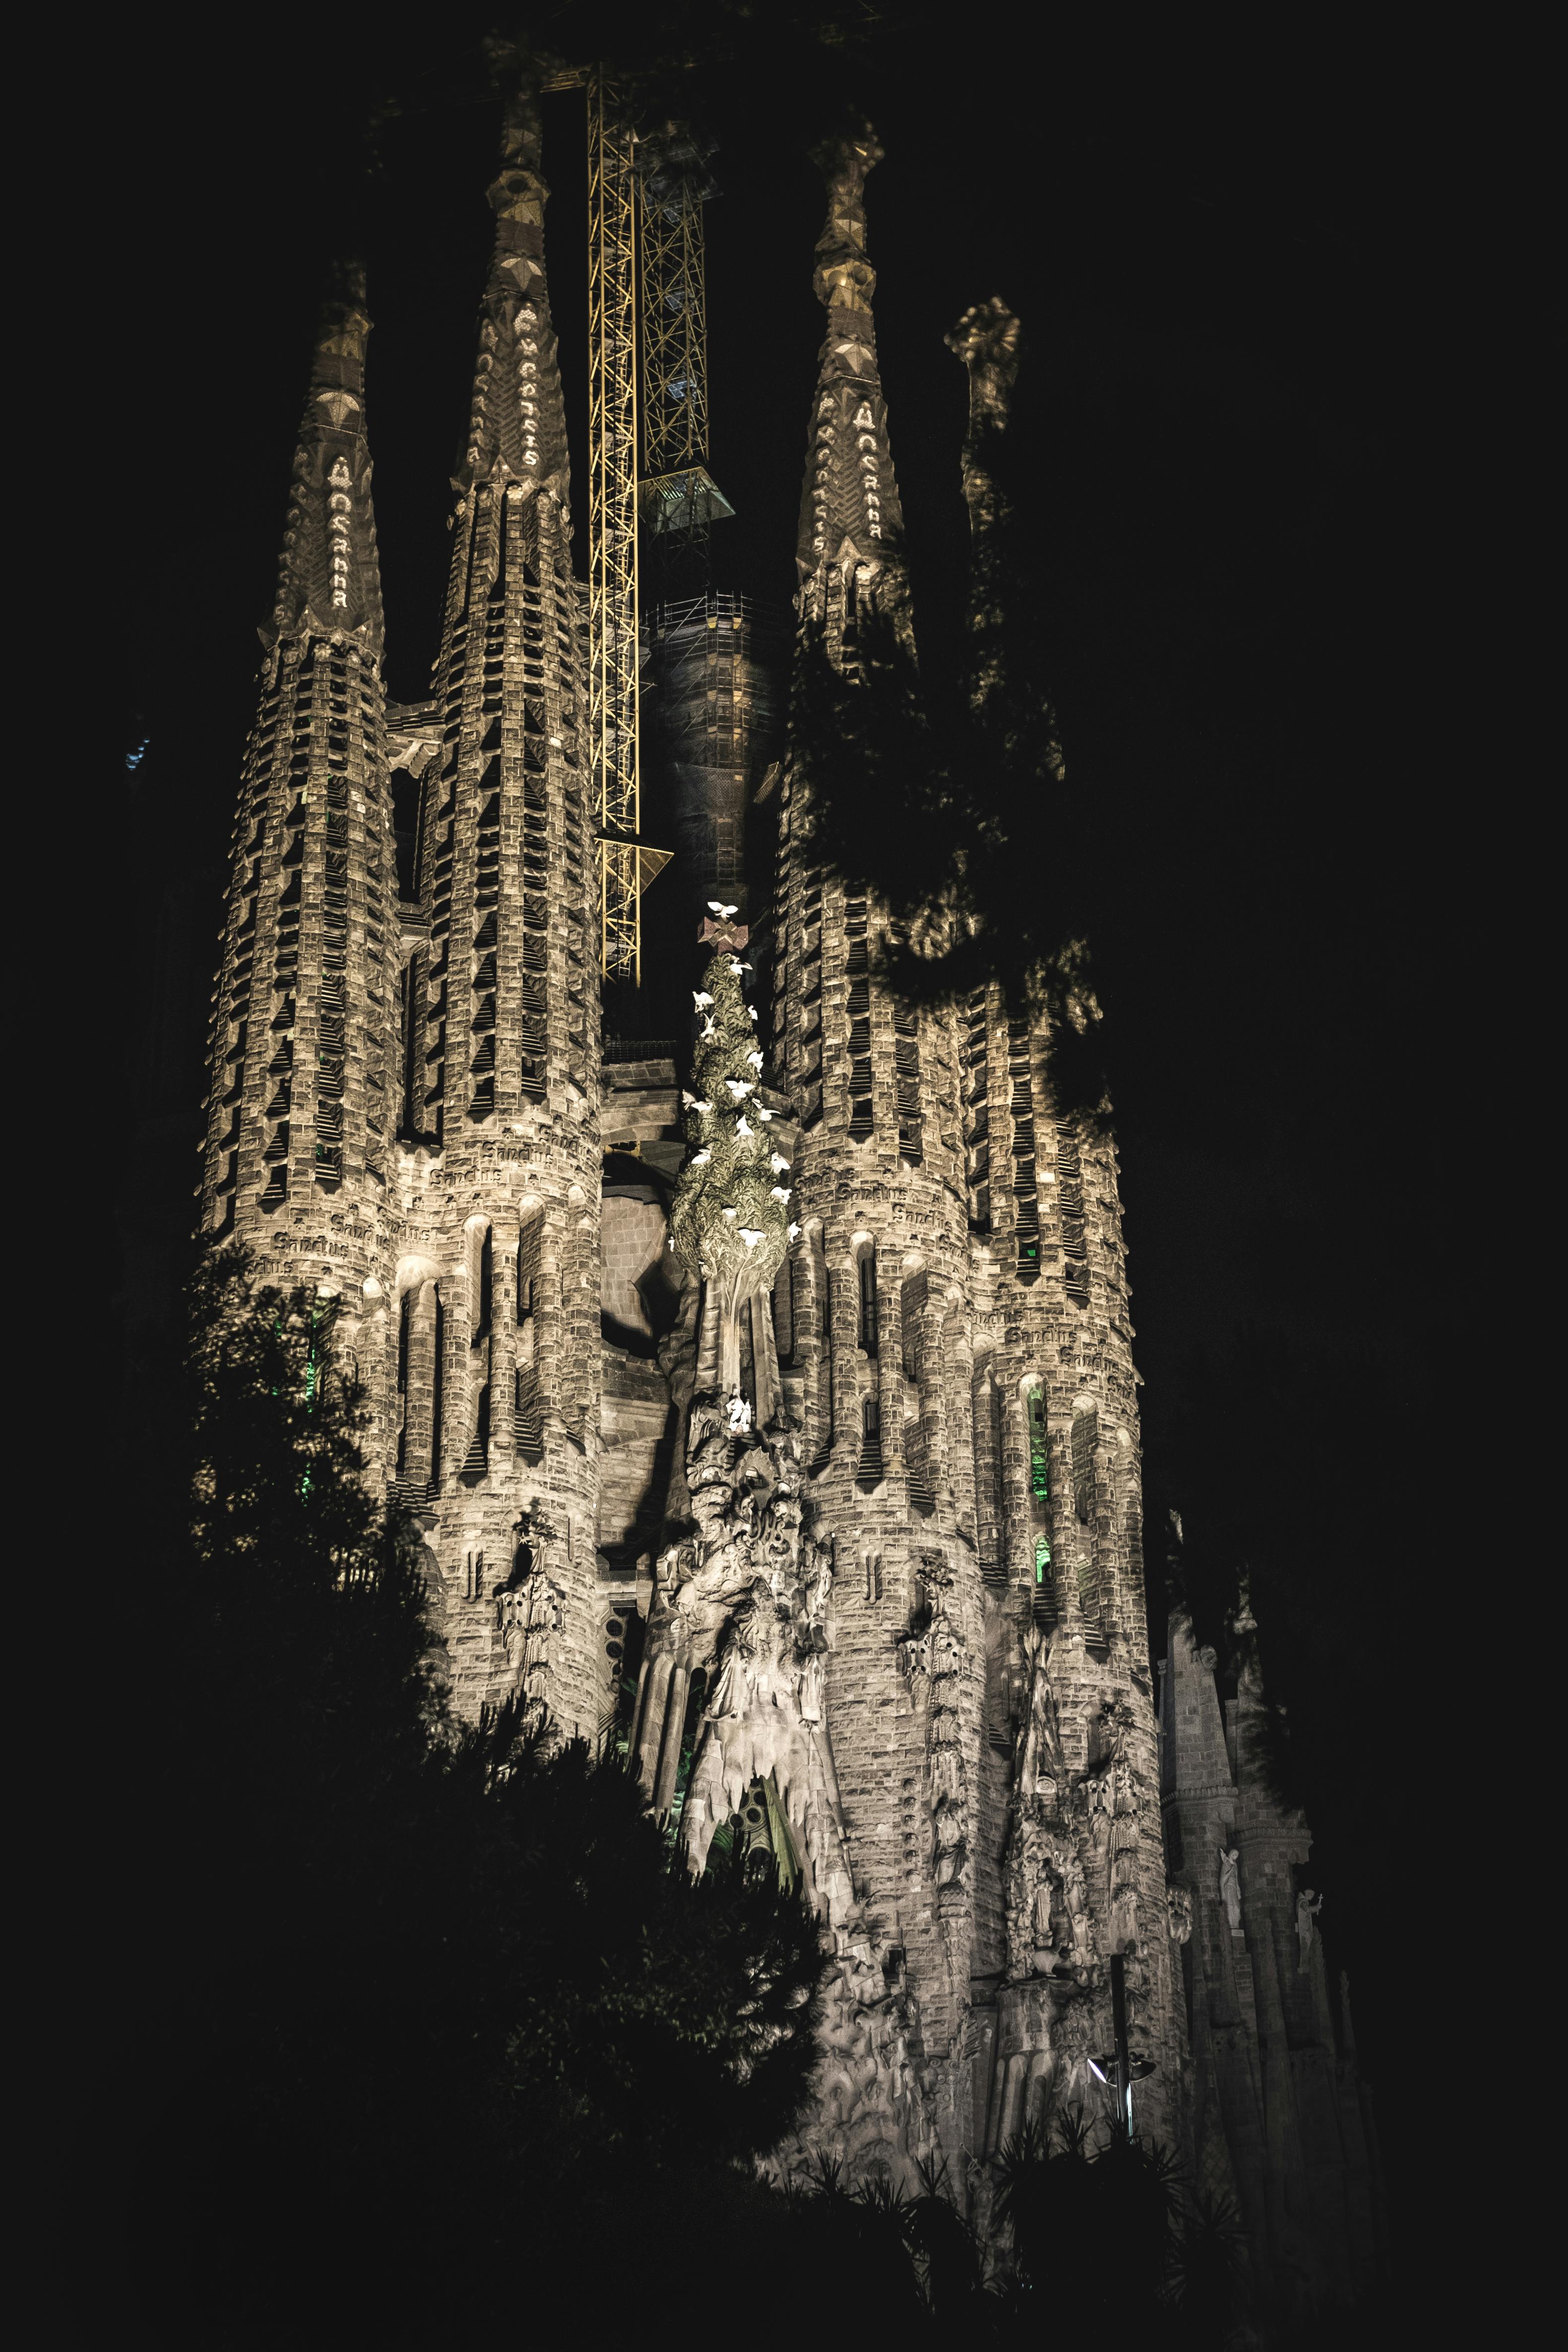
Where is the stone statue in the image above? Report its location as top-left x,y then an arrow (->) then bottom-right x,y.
1296,1887 -> 1323,1969
1029,1864 -> 1055,1953
1015,1625 -> 1064,1808
1166,1882 -> 1194,1946
1055,1837 -> 1095,1965
1219,1844 -> 1242,1933
668,930 -> 790,1402
1108,1755 -> 1142,1950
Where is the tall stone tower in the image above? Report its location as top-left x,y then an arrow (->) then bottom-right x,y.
762,136 -> 1185,2180
389,78 -> 606,1732
770,132 -> 993,2157
944,305 -> 1186,2162
200,264 -> 401,1457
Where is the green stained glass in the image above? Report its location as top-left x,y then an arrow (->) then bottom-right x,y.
1026,1387 -> 1049,1500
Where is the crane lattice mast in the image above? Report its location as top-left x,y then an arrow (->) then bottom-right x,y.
544,64 -> 687,989
638,125 -> 729,594
585,69 -> 648,985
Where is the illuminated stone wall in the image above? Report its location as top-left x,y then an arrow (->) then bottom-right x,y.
199,273 -> 401,1473
1161,1612 -> 1387,2304
386,81 -> 603,1734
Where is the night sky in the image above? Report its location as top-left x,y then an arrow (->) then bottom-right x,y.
112,6 -> 1458,2265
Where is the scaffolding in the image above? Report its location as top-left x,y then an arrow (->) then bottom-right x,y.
638,126 -> 729,597
588,72 -> 660,984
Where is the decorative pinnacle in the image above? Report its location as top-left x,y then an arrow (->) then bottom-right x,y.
947,300 -> 1021,562
947,298 -> 1021,432
812,125 -> 883,313
305,260 -> 370,429
454,49 -> 570,498
266,262 -> 382,650
489,70 -> 548,228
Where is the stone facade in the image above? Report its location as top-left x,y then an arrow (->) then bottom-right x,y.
200,78 -> 1380,2296
1161,1603 -> 1387,2306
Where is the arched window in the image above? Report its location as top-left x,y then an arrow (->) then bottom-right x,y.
772,1253 -> 795,1365
514,1208 -> 544,1459
395,1290 -> 412,1475
857,1248 -> 879,1357
900,1268 -> 927,1380
462,1224 -> 493,1476
476,1225 -> 493,1337
856,1392 -> 884,1488
1026,1386 -> 1050,1501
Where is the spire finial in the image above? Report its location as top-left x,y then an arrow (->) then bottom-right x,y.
454,49 -> 570,499
489,66 -> 547,229
947,299 -> 1022,617
265,264 -> 382,651
812,125 -> 883,313
947,298 -> 1021,435
796,127 -> 904,573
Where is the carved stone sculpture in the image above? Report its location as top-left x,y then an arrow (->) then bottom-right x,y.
1219,1843 -> 1243,1933
668,925 -> 791,1406
1296,1886 -> 1323,1969
897,1553 -> 969,1899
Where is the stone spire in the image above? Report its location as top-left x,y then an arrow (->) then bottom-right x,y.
265,263 -> 385,652
393,59 -> 604,1733
797,128 -> 905,579
946,297 -> 1022,649
202,272 -> 399,1464
453,75 -> 571,503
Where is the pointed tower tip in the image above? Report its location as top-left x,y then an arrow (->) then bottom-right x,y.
947,297 -> 1022,425
454,49 -> 570,500
797,124 -> 905,575
265,267 -> 383,653
491,62 -> 546,221
812,124 -> 882,314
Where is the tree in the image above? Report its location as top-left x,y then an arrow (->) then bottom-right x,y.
994,2111 -> 1181,2331
99,1252 -> 826,2346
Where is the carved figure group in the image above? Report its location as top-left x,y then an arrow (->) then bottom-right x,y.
629,1401 -> 854,1920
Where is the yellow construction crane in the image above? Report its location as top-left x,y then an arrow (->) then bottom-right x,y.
587,70 -> 666,986
546,67 -> 725,988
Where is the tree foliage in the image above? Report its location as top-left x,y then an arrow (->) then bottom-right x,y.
109,1250 -> 826,2344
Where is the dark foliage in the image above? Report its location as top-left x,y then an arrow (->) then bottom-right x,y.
994,2109 -> 1183,2327
92,1252 -> 825,2346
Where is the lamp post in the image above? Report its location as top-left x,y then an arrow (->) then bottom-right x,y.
1090,1952 -> 1157,2138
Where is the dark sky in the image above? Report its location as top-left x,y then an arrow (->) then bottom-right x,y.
113,5 -> 1463,2261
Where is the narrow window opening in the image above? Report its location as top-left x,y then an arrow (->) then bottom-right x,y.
857,1251 -> 879,1357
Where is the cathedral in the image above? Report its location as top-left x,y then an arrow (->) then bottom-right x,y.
198,68 -> 1383,2312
